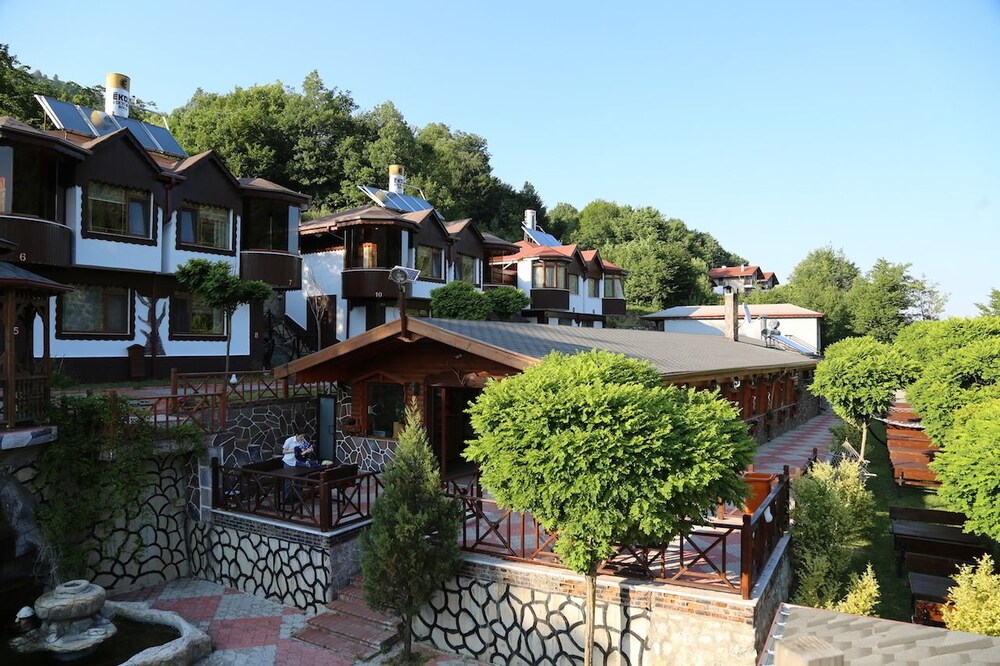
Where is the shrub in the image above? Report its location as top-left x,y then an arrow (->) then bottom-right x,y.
828,423 -> 861,452
833,564 -> 881,616
942,555 -> 1000,636
791,460 -> 874,608
893,316 -> 1000,367
485,285 -> 529,319
430,280 -> 490,320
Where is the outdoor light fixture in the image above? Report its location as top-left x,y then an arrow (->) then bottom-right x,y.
409,382 -> 421,396
229,373 -> 238,386
731,377 -> 741,389
388,265 -> 420,287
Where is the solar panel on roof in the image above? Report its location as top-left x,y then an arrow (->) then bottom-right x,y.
143,123 -> 187,157
524,227 -> 562,247
358,186 -> 433,213
34,95 -> 93,135
34,94 -> 187,157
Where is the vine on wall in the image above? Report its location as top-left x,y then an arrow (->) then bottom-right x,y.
36,394 -> 156,580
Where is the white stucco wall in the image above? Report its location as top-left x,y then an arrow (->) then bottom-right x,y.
664,318 -> 821,351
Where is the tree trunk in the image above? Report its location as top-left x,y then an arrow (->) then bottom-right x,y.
584,570 -> 596,666
859,419 -> 869,461
401,610 -> 412,661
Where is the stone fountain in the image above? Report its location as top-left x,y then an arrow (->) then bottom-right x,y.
9,579 -> 116,660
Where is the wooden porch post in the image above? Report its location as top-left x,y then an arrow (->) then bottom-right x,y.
5,290 -> 15,428
438,388 -> 448,477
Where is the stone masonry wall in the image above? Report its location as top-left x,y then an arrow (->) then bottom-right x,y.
187,512 -> 361,612
414,546 -> 793,666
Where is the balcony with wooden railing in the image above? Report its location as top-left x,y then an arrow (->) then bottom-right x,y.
210,466 -> 792,600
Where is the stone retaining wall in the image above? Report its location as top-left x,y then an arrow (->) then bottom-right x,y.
414,537 -> 792,666
187,511 -> 360,612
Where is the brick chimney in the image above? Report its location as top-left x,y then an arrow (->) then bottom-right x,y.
724,287 -> 739,342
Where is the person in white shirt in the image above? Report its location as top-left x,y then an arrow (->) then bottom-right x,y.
282,433 -> 314,468
281,432 -> 314,503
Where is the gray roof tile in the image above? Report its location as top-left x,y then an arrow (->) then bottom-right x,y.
416,318 -> 817,378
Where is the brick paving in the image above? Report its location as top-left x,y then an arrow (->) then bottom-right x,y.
752,410 -> 842,473
112,579 -> 484,665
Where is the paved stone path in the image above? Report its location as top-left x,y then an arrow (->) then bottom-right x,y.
752,410 -> 841,473
111,411 -> 841,665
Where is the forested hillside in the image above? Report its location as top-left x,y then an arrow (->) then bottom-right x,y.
1,43 -> 749,310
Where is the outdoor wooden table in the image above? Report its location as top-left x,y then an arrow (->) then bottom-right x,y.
908,571 -> 952,626
891,519 -> 989,570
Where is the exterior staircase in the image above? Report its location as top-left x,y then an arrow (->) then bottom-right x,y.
293,576 -> 400,660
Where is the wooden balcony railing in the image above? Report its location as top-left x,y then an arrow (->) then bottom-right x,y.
212,461 -> 383,532
171,369 -> 334,407
209,466 -> 791,599
443,471 -> 792,599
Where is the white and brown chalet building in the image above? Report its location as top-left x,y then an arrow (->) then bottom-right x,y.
0,81 -> 308,382
487,211 -> 626,326
708,265 -> 779,294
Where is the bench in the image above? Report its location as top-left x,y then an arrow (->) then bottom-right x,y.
890,462 -> 939,488
889,506 -> 966,525
908,571 -> 952,626
905,552 -> 975,577
889,449 -> 934,465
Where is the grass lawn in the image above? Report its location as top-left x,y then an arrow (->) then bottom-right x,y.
847,420 -> 950,622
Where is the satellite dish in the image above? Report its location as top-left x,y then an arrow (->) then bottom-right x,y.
388,265 -> 420,287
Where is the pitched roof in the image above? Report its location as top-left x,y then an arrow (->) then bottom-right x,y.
761,271 -> 778,283
238,177 -> 309,203
481,232 -> 519,252
709,265 -> 762,279
0,261 -> 72,293
602,259 -> 624,272
299,205 -> 419,234
645,304 -> 824,320
276,318 -> 817,381
0,116 -> 90,159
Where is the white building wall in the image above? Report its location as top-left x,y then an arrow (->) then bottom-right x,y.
664,317 -> 821,350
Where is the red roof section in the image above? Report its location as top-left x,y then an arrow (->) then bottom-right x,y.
709,265 -> 761,279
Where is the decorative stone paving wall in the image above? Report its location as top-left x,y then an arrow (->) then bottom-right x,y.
187,512 -> 360,612
414,540 -> 792,666
5,453 -> 193,596
220,398 -> 318,464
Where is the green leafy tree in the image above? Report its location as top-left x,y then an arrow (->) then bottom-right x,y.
906,337 -> 1000,445
465,350 -> 754,665
360,401 -> 463,662
847,259 -> 928,343
781,247 -> 860,347
810,336 -> 917,458
429,280 -> 490,320
942,555 -> 1000,636
975,289 -> 1000,317
485,285 -> 529,320
170,74 -> 357,210
0,44 -> 38,122
175,259 -> 272,375
547,202 -> 581,242
893,316 -> 1000,367
929,399 -> 1000,541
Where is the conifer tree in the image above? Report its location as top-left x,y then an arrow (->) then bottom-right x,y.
360,401 -> 463,662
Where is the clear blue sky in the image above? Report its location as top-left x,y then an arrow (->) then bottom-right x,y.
3,1 -> 997,316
